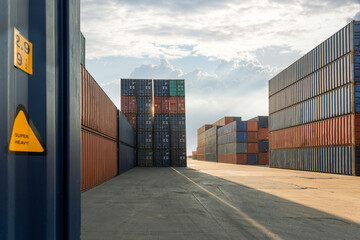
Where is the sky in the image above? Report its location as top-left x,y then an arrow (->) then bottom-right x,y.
81,0 -> 360,155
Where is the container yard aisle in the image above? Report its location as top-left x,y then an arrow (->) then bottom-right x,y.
82,160 -> 360,239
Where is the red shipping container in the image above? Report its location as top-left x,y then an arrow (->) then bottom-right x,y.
154,97 -> 162,114
355,115 -> 360,144
81,130 -> 118,191
218,153 -> 247,164
269,114 -> 353,150
81,65 -> 118,139
177,97 -> 185,114
247,143 -> 258,153
258,128 -> 269,140
161,97 -> 169,114
169,97 -> 178,114
124,113 -> 137,130
247,121 -> 258,132
258,153 -> 269,165
121,96 -> 137,114
247,132 -> 258,142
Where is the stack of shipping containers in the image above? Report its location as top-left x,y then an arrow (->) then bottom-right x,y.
169,80 -> 187,167
136,80 -> 154,167
249,116 -> 269,165
154,80 -> 171,167
121,79 -> 137,129
269,21 -> 360,175
81,65 -> 118,191
197,125 -> 213,160
205,126 -> 220,161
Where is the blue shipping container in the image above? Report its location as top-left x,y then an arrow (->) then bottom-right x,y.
171,149 -> 187,167
118,111 -> 136,147
259,140 -> 269,153
154,132 -> 170,149
249,116 -> 268,128
137,150 -> 154,167
171,131 -> 186,149
170,114 -> 186,131
118,144 -> 136,174
248,154 -> 258,165
136,79 -> 152,96
218,121 -> 247,136
137,132 -> 153,149
137,96 -> 152,114
154,114 -> 170,131
121,79 -> 137,96
154,150 -> 171,167
218,132 -> 247,145
137,114 -> 153,131
154,79 -> 169,97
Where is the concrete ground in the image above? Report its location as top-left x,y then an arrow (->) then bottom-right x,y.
81,159 -> 360,240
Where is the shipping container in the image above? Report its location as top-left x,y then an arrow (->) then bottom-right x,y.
212,116 -> 242,126
121,79 -> 137,96
137,96 -> 152,114
137,132 -> 153,149
192,151 -> 198,160
247,143 -> 259,154
247,154 -> 258,165
171,149 -> 187,167
81,65 -> 118,139
269,21 -> 360,96
218,153 -> 247,164
258,153 -> 269,165
155,150 -> 171,167
81,32 -> 85,66
121,96 -> 137,114
169,80 -> 185,97
118,111 -> 136,147
259,140 -> 269,153
137,114 -> 153,131
249,116 -> 268,128
205,154 -> 217,162
170,114 -> 186,131
247,132 -> 258,142
136,79 -> 152,96
124,113 -> 137,130
81,130 -> 118,191
247,121 -> 258,132
171,131 -> 186,149
258,128 -> 269,140
218,121 -> 247,136
169,97 -> 185,114
154,79 -> 169,97
218,143 -> 247,154
137,150 -> 154,167
154,97 -> 169,114
118,143 -> 136,174
154,114 -> 170,131
155,132 -> 171,149
198,124 -> 214,135
218,132 -> 247,145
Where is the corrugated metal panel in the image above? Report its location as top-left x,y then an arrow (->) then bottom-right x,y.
247,154 -> 258,165
259,153 -> 269,165
154,114 -> 170,131
154,132 -> 170,149
247,143 -> 259,153
269,53 -> 353,114
121,79 -> 137,96
137,150 -> 153,167
81,130 -> 118,191
154,97 -> 169,114
121,96 -> 137,114
118,143 -> 136,174
136,79 -> 152,96
155,150 -> 171,167
218,132 -> 247,145
137,132 -> 153,149
218,143 -> 247,154
270,146 -> 353,175
269,21 -> 359,96
218,121 -> 247,136
258,128 -> 269,140
81,65 -> 118,139
81,32 -> 85,66
205,154 -> 217,162
169,97 -> 185,114
212,116 -> 242,126
136,114 -> 153,131
171,131 -> 186,149
205,126 -> 220,137
118,111 -> 136,147
247,121 -> 258,132
171,149 -> 187,167
154,80 -> 169,97
270,84 -> 352,131
259,140 -> 269,153
270,114 -> 353,150
218,153 -> 247,164
124,113 -> 137,130
170,114 -> 186,131
247,132 -> 258,142
249,116 -> 268,128
198,124 -> 213,135
137,96 -> 152,114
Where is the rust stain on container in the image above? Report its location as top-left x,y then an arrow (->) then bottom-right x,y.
81,130 -> 118,191
81,65 -> 117,139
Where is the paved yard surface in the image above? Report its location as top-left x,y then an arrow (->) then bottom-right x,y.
82,159 -> 360,240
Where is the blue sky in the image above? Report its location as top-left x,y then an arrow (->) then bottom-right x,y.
81,0 -> 360,154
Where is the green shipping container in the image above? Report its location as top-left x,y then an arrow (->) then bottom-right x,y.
81,32 -> 85,66
169,80 -> 177,96
169,79 -> 185,96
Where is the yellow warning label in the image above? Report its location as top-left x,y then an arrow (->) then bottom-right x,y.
7,105 -> 46,155
14,28 -> 33,75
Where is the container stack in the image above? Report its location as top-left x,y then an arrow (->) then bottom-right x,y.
81,66 -> 118,191
121,79 -> 137,129
169,80 -> 187,167
197,124 -> 213,160
204,126 -> 220,162
192,151 -> 198,160
154,80 -> 171,167
249,116 -> 269,165
269,21 -> 360,175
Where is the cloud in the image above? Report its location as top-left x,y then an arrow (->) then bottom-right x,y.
81,0 -> 359,62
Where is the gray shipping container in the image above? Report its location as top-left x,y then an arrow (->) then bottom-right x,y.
218,143 -> 247,154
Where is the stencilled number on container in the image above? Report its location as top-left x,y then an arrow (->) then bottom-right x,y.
14,28 -> 33,75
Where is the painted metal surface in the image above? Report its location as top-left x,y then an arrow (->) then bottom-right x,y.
154,97 -> 169,114
154,132 -> 170,149
247,121 -> 258,132
212,116 -> 242,126
137,132 -> 153,149
171,131 -> 186,149
270,146 -> 353,175
259,140 -> 269,153
249,116 -> 268,128
269,21 -> 360,96
247,154 -> 258,165
154,80 -> 169,97
81,32 -> 85,66
218,143 -> 247,154
154,114 -> 170,131
81,65 -> 118,139
118,111 -> 136,147
118,143 -> 136,174
136,79 -> 152,96
198,124 -> 214,135
137,150 -> 153,167
218,121 -> 247,136
247,132 -> 258,142
121,96 -> 137,114
169,79 -> 185,97
0,0 -> 81,238
170,114 -> 186,131
218,153 -> 247,164
124,113 -> 137,130
136,114 -> 153,131
121,79 -> 137,96
247,143 -> 259,154
258,128 -> 269,140
154,150 -> 171,167
270,84 -> 352,131
81,130 -> 117,191
218,132 -> 247,145
258,153 -> 269,165
205,154 -> 217,162
137,96 -> 152,114
205,126 -> 220,137
169,97 -> 185,114
171,149 -> 187,167
270,115 -> 353,150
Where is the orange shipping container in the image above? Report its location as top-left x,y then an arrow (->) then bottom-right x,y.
258,128 -> 269,140
81,65 -> 117,139
258,153 -> 269,165
218,153 -> 247,164
247,121 -> 258,132
247,143 -> 259,153
247,132 -> 258,142
81,130 -> 118,191
269,115 -> 353,150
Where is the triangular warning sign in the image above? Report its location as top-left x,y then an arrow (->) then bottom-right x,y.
6,105 -> 47,155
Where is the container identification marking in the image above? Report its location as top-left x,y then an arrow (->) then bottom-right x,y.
14,28 -> 33,75
7,105 -> 47,155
